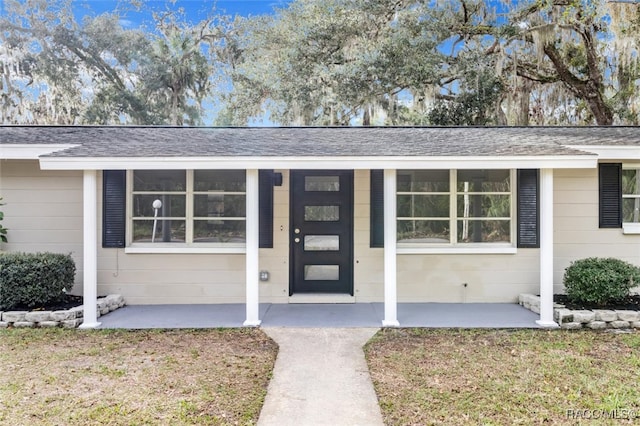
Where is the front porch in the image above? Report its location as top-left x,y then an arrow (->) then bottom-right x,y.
96,302 -> 539,329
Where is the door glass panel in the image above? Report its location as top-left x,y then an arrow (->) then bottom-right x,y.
304,265 -> 340,280
304,235 -> 339,251
305,176 -> 340,191
305,205 -> 339,221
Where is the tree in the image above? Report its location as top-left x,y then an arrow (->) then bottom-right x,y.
220,0 -> 640,126
0,0 -> 227,125
218,0 -> 453,126
469,0 -> 640,125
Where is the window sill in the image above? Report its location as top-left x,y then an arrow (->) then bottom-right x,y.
125,245 -> 246,254
397,245 -> 517,255
622,223 -> 640,235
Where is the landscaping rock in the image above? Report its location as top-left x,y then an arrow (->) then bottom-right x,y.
616,310 -> 640,322
0,322 -> 8,328
554,309 -> 573,324
632,321 -> 640,329
13,321 -> 35,328
2,311 -> 27,322
572,310 -> 596,323
586,321 -> 607,330
68,306 -> 84,318
25,311 -> 53,323
51,310 -> 78,321
61,319 -> 83,328
609,320 -> 631,329
592,310 -> 617,322
560,322 -> 583,330
106,294 -> 125,309
39,321 -> 60,328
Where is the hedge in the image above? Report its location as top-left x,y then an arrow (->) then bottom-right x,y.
0,252 -> 76,310
564,257 -> 640,306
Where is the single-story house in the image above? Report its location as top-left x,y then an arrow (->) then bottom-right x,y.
1,126 -> 639,328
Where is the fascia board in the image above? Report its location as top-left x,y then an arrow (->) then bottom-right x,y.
567,145 -> 640,160
39,155 -> 598,170
1,144 -> 78,159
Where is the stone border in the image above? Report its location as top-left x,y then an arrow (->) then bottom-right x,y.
0,295 -> 125,329
519,294 -> 640,330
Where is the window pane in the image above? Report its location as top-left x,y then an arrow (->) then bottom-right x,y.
398,170 -> 449,192
622,169 -> 639,195
457,170 -> 510,192
398,195 -> 449,218
193,220 -> 246,243
457,220 -> 510,243
304,265 -> 339,280
304,235 -> 340,251
305,205 -> 339,221
305,176 -> 339,191
133,170 -> 186,191
398,220 -> 450,243
194,170 -> 246,192
132,220 -> 186,243
194,194 -> 246,218
456,194 -> 510,218
133,194 -> 186,217
622,198 -> 640,223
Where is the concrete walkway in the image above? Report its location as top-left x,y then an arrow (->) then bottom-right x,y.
258,328 -> 383,426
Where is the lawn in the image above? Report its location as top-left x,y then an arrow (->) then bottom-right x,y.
0,328 -> 278,426
365,329 -> 640,425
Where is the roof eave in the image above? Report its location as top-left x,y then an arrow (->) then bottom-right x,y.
1,144 -> 80,160
564,145 -> 640,161
38,155 -> 598,170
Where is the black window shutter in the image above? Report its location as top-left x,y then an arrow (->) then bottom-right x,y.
517,169 -> 539,248
599,163 -> 622,228
102,170 -> 126,248
259,170 -> 274,248
370,170 -> 384,248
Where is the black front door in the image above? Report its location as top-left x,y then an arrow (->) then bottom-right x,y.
290,170 -> 353,295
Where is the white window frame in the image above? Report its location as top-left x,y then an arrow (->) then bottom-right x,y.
622,164 -> 640,235
125,170 -> 247,254
397,169 -> 516,254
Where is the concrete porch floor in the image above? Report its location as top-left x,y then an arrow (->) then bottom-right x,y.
97,302 -> 540,329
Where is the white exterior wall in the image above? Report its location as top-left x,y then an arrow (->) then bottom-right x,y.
353,169 -> 540,303
0,160 -> 84,292
4,162 -> 639,304
96,170 -> 291,304
554,167 -> 640,293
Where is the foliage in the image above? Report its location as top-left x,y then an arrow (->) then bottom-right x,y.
219,0 -> 640,126
0,252 -> 75,310
0,0 -> 227,125
0,198 -> 7,244
563,257 -> 640,305
1,0 -> 639,126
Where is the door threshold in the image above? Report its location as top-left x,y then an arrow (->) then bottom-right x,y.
289,293 -> 355,304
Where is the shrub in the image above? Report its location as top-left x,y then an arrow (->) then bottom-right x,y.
0,252 -> 75,310
563,257 -> 640,306
0,197 -> 7,244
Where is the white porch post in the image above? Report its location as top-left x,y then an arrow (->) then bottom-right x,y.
79,170 -> 100,329
537,168 -> 558,328
382,169 -> 400,327
244,169 -> 261,326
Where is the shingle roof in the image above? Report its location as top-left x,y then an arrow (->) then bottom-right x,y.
2,125 -> 638,158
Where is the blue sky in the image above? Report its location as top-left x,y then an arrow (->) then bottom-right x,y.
72,0 -> 293,23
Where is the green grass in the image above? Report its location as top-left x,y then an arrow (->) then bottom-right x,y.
365,329 -> 640,425
0,328 -> 277,426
